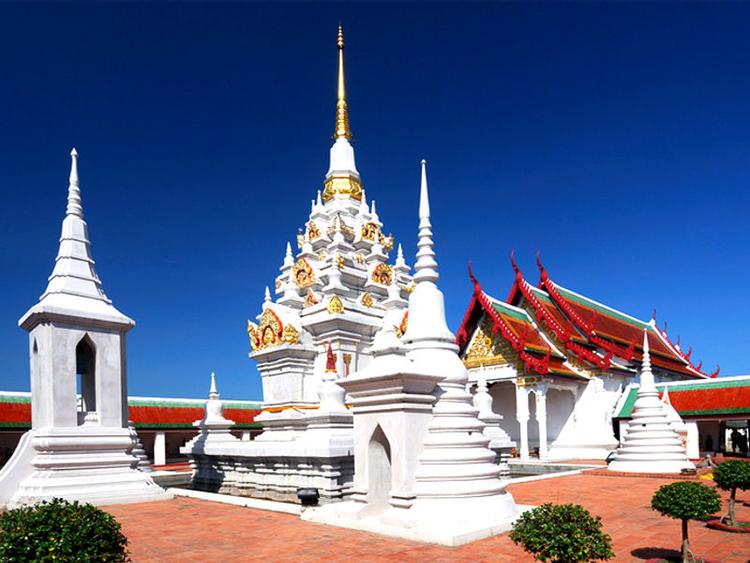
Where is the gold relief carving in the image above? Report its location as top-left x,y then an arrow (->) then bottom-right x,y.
318,251 -> 327,261
399,282 -> 416,294
303,289 -> 318,308
248,309 -> 285,352
292,258 -> 316,289
371,263 -> 393,285
355,253 -> 366,265
394,311 -> 409,338
327,295 -> 345,314
281,324 -> 299,345
336,255 -> 346,269
381,234 -> 394,252
361,292 -> 374,307
463,315 -> 515,369
307,221 -> 320,240
275,279 -> 282,290
322,175 -> 363,203
361,222 -> 380,242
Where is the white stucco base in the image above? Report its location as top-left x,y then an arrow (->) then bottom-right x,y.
6,428 -> 172,508
302,495 -> 526,547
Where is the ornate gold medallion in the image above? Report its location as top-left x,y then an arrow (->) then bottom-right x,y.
327,295 -> 345,314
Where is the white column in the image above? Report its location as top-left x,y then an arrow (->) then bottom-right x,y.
154,431 -> 166,466
535,386 -> 549,461
515,384 -> 530,461
686,421 -> 699,458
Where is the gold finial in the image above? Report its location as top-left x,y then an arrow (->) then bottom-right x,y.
334,24 -> 352,141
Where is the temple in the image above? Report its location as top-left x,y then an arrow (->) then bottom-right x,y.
456,255 -> 715,461
183,25 -> 412,503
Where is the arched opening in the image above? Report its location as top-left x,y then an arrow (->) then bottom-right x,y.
367,425 -> 392,511
75,335 -> 96,425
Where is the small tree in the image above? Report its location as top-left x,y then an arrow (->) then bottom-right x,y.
713,459 -> 750,527
0,498 -> 129,562
651,481 -> 721,563
509,503 -> 614,562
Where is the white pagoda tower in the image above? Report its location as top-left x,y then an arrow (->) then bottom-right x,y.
608,330 -> 694,473
0,149 -> 169,507
183,26 -> 412,503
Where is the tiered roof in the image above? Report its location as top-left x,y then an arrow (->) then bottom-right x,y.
457,256 -> 716,380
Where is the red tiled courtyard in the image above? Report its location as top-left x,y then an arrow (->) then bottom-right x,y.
108,472 -> 750,562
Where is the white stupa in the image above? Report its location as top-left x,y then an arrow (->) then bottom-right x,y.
303,161 -> 519,546
608,330 -> 694,473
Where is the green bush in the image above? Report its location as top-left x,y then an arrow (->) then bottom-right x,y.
713,459 -> 750,527
509,502 -> 614,562
0,498 -> 129,562
651,481 -> 721,563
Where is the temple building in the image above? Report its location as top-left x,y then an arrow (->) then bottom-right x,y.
457,255 -> 717,461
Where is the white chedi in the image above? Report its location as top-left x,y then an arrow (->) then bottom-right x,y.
608,330 -> 694,473
187,373 -> 238,447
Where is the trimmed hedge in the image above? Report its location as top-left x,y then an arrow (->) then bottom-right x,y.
0,498 -> 129,562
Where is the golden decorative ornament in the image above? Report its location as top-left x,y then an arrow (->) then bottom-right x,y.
303,289 -> 318,308
394,311 -> 409,338
399,282 -> 416,294
247,320 -> 259,352
318,251 -> 327,261
463,315 -> 515,369
248,309 -> 286,352
275,279 -> 282,290
322,175 -> 363,203
327,295 -> 345,314
336,255 -> 345,269
355,253 -> 366,265
371,263 -> 393,285
382,234 -> 394,252
361,292 -> 374,307
281,324 -> 299,345
361,222 -> 379,241
307,221 -> 320,240
296,233 -> 305,249
292,257 -> 316,289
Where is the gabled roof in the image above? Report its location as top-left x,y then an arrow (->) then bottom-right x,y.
457,267 -> 585,379
461,255 -> 715,380
615,376 -> 750,419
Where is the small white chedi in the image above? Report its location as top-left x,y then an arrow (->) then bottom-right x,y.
0,149 -> 169,507
608,330 -> 694,473
302,162 -> 520,546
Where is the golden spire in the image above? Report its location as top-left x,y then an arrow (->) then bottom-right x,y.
334,24 -> 352,141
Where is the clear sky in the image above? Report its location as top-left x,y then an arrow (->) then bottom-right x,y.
1,3 -> 748,401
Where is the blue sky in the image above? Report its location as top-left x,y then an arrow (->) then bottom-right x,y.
1,3 -> 748,400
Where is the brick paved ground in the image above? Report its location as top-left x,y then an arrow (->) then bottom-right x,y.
107,473 -> 750,562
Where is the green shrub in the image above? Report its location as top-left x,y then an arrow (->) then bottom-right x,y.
651,481 -> 721,563
712,459 -> 750,527
0,498 -> 129,562
509,502 -> 614,562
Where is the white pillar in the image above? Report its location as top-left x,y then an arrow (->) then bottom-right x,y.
686,421 -> 699,459
154,431 -> 166,466
535,387 -> 548,461
241,430 -> 251,441
516,384 -> 530,461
